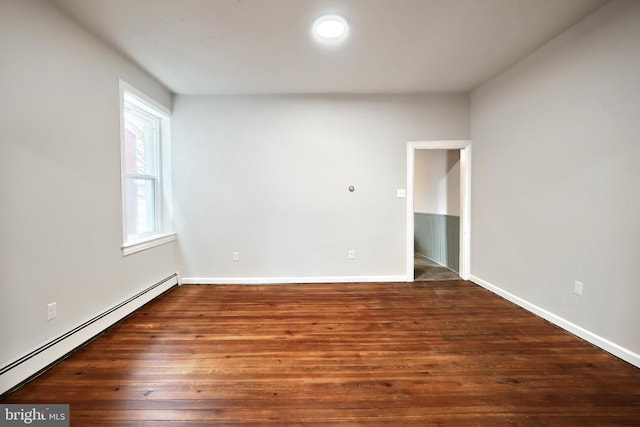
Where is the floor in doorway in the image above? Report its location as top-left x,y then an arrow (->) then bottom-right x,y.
414,253 -> 460,281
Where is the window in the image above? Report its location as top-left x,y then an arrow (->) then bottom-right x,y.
120,80 -> 174,255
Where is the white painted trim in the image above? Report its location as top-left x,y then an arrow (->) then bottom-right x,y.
119,79 -> 171,117
181,275 -> 408,285
406,140 -> 472,281
119,80 -> 128,245
407,140 -> 471,150
459,144 -> 471,278
0,275 -> 179,395
122,232 -> 176,256
470,274 -> 640,368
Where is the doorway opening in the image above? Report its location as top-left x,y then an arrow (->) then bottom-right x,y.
413,148 -> 461,280
406,140 -> 471,281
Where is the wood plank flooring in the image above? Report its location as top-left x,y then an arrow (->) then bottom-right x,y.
3,281 -> 640,426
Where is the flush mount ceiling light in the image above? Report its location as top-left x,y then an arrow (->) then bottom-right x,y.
312,15 -> 348,42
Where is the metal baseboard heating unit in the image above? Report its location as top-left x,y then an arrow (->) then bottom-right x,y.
0,273 -> 179,397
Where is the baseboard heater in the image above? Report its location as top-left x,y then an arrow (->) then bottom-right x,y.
0,273 -> 178,397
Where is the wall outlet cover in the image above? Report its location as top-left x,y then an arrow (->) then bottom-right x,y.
47,302 -> 57,320
574,281 -> 583,296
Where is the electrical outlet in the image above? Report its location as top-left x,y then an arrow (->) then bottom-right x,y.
574,280 -> 583,296
348,250 -> 355,260
232,252 -> 239,261
47,302 -> 57,321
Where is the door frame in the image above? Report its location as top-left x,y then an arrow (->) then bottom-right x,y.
406,140 -> 472,281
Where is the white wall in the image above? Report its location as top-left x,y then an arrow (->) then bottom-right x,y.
470,0 -> 640,362
173,94 -> 469,282
414,150 -> 460,215
0,0 -> 178,390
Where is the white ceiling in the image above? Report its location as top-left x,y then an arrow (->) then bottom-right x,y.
51,0 -> 608,95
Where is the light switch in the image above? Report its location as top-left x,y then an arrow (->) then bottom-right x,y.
396,189 -> 407,198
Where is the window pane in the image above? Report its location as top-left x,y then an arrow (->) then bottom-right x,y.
126,178 -> 156,236
121,84 -> 170,247
124,108 -> 158,176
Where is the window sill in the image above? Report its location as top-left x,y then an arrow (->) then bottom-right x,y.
122,233 -> 176,257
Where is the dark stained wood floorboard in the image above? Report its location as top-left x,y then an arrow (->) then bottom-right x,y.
3,281 -> 640,426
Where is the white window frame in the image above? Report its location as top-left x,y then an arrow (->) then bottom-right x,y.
119,79 -> 175,256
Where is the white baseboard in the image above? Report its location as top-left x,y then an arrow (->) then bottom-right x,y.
181,275 -> 408,285
0,274 -> 179,396
470,274 -> 640,368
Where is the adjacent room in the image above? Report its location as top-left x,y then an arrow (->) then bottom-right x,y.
2,0 -> 639,424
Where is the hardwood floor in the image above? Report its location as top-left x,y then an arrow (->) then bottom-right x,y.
3,281 -> 640,426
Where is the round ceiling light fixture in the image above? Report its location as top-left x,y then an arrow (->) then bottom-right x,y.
312,15 -> 348,42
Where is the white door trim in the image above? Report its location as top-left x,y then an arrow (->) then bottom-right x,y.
406,140 -> 471,281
